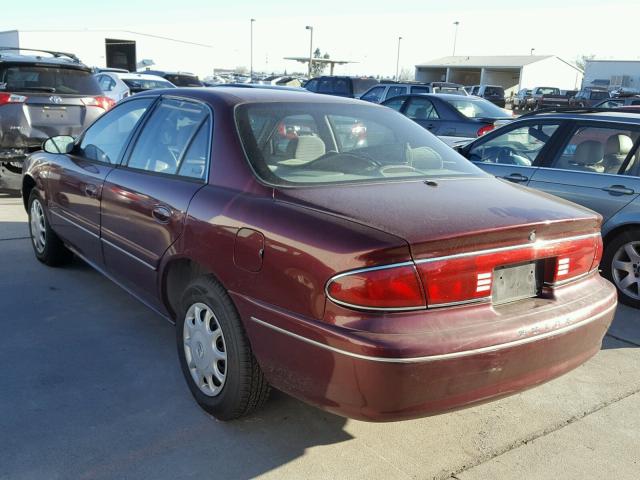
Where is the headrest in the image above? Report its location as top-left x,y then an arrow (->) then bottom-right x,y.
605,134 -> 633,156
574,140 -> 604,165
295,135 -> 325,162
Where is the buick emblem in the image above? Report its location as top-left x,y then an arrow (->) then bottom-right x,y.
49,95 -> 63,104
529,231 -> 537,242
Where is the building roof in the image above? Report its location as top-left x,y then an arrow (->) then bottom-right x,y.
416,55 -> 554,68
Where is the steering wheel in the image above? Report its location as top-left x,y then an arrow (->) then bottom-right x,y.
301,151 -> 383,173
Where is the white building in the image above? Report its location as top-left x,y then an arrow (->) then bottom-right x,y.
0,29 -> 214,77
583,60 -> 640,91
415,55 -> 583,95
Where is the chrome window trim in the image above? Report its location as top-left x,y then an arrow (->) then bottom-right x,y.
250,300 -> 615,364
324,232 -> 601,312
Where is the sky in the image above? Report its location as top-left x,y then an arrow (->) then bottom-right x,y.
4,0 -> 640,77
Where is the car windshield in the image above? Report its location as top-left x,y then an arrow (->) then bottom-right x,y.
444,98 -> 509,119
235,102 -> 485,186
484,86 -> 504,96
0,65 -> 101,95
165,74 -> 203,87
122,78 -> 176,92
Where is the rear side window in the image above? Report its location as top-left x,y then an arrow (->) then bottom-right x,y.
304,79 -> 319,92
484,86 -> 504,96
78,98 -> 153,164
126,98 -> 209,178
384,97 -> 405,111
411,86 -> 430,94
0,65 -> 101,95
552,126 -> 640,174
333,78 -> 350,95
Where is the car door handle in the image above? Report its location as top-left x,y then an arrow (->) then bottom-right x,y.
151,205 -> 172,223
501,173 -> 529,183
602,185 -> 635,196
84,184 -> 98,198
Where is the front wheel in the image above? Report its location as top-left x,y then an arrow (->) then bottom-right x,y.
176,276 -> 270,420
28,190 -> 73,266
602,228 -> 640,308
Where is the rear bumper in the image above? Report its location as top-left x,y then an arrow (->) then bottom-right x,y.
235,274 -> 617,421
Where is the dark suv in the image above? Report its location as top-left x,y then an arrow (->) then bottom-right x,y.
303,76 -> 378,98
0,47 -> 113,191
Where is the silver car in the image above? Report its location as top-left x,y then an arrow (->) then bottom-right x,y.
458,110 -> 640,308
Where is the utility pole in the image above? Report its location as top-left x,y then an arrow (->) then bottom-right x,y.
452,21 -> 460,56
250,19 -> 255,81
395,36 -> 402,81
306,25 -> 314,78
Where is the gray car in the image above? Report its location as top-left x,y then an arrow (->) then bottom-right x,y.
0,47 -> 111,191
457,110 -> 640,307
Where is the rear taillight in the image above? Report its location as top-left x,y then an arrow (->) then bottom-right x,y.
0,93 -> 28,106
326,264 -> 426,310
326,234 -> 602,311
477,124 -> 494,136
82,96 -> 115,111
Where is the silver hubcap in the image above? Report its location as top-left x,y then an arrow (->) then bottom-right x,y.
612,241 -> 640,300
183,302 -> 228,397
30,199 -> 46,254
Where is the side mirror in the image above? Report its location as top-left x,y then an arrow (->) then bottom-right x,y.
43,136 -> 75,154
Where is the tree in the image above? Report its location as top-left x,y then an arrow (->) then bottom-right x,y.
398,67 -> 414,81
576,54 -> 595,71
234,65 -> 248,74
310,48 -> 329,77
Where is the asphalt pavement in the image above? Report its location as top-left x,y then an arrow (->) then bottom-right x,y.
0,194 -> 638,480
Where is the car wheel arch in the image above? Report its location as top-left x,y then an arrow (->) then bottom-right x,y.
22,175 -> 37,211
161,257 -> 226,321
603,222 -> 640,247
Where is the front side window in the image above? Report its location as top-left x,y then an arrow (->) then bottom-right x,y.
304,79 -> 319,92
552,126 -> 640,174
361,86 -> 385,102
411,86 -> 430,94
468,122 -> 560,166
385,86 -> 407,100
236,102 -> 485,186
405,97 -> 439,120
78,98 -> 153,164
125,98 -> 209,176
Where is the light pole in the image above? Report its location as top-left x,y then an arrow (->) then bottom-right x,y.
452,21 -> 460,56
530,47 -> 535,56
395,36 -> 402,81
305,25 -> 313,78
250,18 -> 255,81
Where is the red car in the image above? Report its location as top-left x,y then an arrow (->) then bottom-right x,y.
21,88 -> 617,422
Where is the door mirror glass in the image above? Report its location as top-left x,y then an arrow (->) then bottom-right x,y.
43,136 -> 75,154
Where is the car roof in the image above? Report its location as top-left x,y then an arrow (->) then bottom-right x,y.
135,86 -> 370,106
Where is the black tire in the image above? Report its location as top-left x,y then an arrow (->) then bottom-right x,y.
601,228 -> 640,309
176,275 -> 270,420
27,189 -> 73,266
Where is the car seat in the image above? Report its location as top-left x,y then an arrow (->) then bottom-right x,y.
558,140 -> 605,173
278,135 -> 326,166
603,134 -> 633,174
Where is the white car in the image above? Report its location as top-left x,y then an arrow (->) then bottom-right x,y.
94,72 -> 176,102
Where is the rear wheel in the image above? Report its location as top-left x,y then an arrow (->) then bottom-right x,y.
28,190 -> 73,266
176,276 -> 270,420
602,228 -> 640,308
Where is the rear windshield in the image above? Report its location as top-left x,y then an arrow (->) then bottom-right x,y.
484,86 -> 504,96
351,78 -> 378,95
537,87 -> 558,95
235,102 -> 484,186
164,74 -> 203,87
122,78 -> 176,92
0,64 -> 101,95
433,86 -> 466,95
444,98 -> 509,119
591,91 -> 609,100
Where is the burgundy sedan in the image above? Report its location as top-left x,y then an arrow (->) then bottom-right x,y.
21,88 -> 617,421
